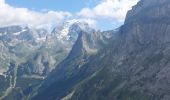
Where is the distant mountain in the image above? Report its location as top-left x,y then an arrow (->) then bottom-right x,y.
33,0 -> 170,100
52,21 -> 95,43
0,21 -> 94,100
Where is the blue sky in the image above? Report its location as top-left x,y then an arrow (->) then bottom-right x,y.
6,0 -> 93,12
1,0 -> 139,31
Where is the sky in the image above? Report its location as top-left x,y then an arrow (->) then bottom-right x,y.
1,0 -> 139,31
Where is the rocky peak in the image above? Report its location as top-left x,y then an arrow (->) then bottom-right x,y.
125,0 -> 170,23
123,0 -> 170,46
0,25 -> 49,45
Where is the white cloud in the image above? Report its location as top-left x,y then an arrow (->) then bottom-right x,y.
0,0 -> 139,31
77,18 -> 97,28
64,18 -> 97,29
78,0 -> 139,22
0,0 -> 71,30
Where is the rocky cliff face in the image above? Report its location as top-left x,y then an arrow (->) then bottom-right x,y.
126,0 -> 170,23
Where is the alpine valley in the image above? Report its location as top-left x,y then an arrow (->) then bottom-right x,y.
1,0 -> 170,100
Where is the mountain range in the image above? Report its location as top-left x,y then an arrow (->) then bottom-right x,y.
0,21 -> 97,100
1,0 -> 170,100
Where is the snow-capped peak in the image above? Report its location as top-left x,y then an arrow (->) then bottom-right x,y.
52,20 -> 95,42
